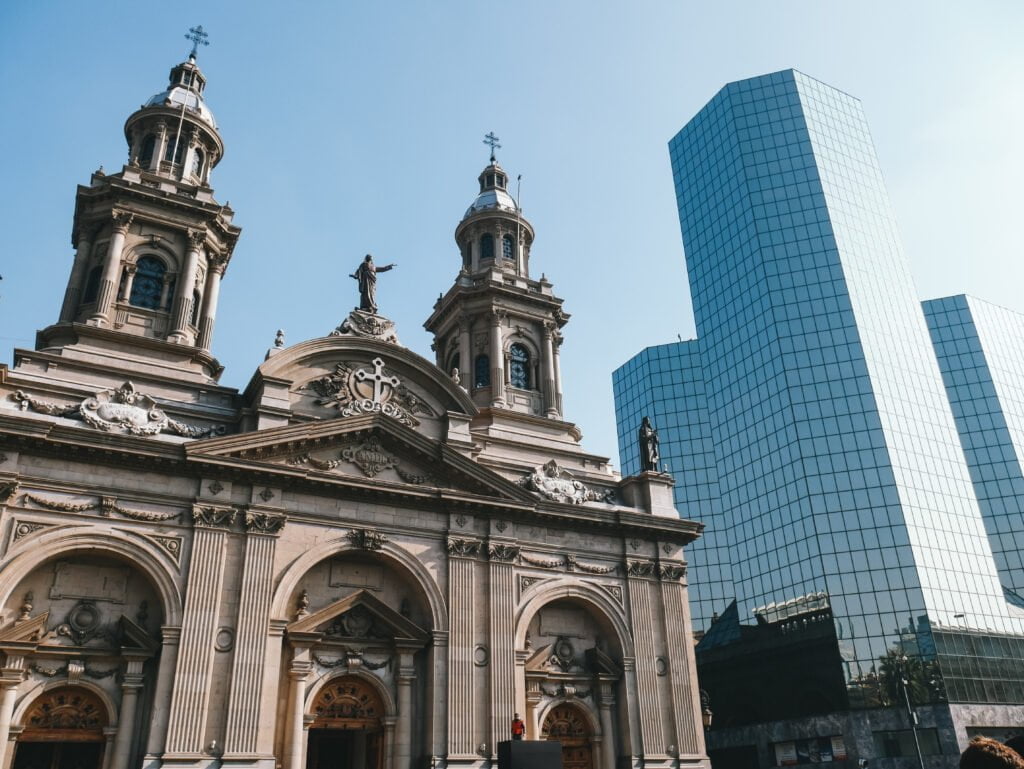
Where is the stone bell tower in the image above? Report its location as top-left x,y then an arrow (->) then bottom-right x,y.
424,137 -> 568,420
38,33 -> 240,385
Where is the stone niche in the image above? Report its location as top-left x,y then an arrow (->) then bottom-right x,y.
288,552 -> 432,630
2,554 -> 165,640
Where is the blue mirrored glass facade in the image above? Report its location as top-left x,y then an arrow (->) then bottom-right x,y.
615,70 -> 1024,712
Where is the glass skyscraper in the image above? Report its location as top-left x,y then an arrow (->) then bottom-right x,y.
614,70 -> 1024,747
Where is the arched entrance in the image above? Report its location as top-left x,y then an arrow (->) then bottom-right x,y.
12,686 -> 108,769
541,703 -> 593,769
307,676 -> 385,769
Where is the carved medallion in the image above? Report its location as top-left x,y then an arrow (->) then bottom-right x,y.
341,437 -> 398,477
520,460 -> 615,505
306,357 -> 434,427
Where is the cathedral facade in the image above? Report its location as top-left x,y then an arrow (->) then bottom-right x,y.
0,50 -> 708,769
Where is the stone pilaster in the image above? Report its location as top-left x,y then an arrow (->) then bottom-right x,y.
598,681 -> 618,769
60,232 -> 95,322
283,649 -> 312,769
626,560 -> 665,756
163,505 -> 235,756
541,322 -> 558,418
223,511 -> 286,757
90,210 -> 133,326
109,657 -> 146,769
659,566 -> 704,758
197,258 -> 225,351
143,626 -> 181,761
488,541 -> 519,754
169,229 -> 204,342
428,630 -> 449,765
396,650 -> 416,769
446,536 -> 480,758
459,321 -> 473,385
0,655 -> 26,769
489,312 -> 505,407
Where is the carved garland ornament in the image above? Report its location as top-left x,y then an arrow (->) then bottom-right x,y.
12,382 -> 225,438
23,493 -> 180,521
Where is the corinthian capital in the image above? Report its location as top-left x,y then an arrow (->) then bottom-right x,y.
187,229 -> 206,251
111,210 -> 135,234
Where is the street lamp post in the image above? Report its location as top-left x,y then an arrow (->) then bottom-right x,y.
897,656 -> 925,769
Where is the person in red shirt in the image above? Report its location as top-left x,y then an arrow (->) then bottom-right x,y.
511,713 -> 526,740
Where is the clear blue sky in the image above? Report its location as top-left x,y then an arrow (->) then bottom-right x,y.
1,2 -> 1022,464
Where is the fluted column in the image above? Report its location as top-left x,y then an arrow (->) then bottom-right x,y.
120,264 -> 138,302
660,568 -> 704,758
59,232 -> 95,322
621,658 -> 643,768
598,682 -> 617,769
446,536 -> 480,759
169,230 -> 204,342
196,258 -> 224,352
109,658 -> 146,769
151,122 -> 168,172
224,512 -> 286,757
0,656 -> 26,769
396,651 -> 416,769
488,541 -> 518,754
459,321 -> 473,387
489,312 -> 505,407
428,630 -> 448,765
541,322 -> 558,418
553,333 -> 563,414
143,627 -> 181,760
284,654 -> 312,769
626,562 -> 665,757
163,508 -> 233,756
90,210 -> 133,326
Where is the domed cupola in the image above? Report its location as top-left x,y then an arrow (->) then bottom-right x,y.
123,32 -> 224,188
454,136 -> 535,278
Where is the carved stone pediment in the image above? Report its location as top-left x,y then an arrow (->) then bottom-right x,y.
288,589 -> 429,647
187,417 -> 537,504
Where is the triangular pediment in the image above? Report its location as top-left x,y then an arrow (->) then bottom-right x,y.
288,589 -> 428,646
119,616 -> 159,656
186,414 -> 537,505
0,612 -> 49,649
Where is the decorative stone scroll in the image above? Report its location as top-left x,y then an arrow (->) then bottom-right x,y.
0,481 -> 19,503
192,505 -> 238,529
331,309 -> 400,344
488,543 -> 520,562
347,528 -> 388,551
626,559 -> 657,578
520,460 -> 616,505
305,357 -> 436,429
658,563 -> 686,581
244,510 -> 287,534
12,382 -> 225,438
446,537 -> 482,558
23,492 -> 180,521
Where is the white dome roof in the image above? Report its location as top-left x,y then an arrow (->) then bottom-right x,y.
145,85 -> 217,129
464,187 -> 518,217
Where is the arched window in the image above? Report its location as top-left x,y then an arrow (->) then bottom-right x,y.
82,265 -> 103,304
191,147 -> 204,179
502,234 -> 515,261
129,256 -> 166,309
509,343 -> 530,389
191,289 -> 202,326
139,134 -> 156,167
474,354 -> 490,388
164,134 -> 186,165
481,234 -> 494,260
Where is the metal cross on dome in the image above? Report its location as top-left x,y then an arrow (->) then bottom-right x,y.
483,132 -> 501,162
185,25 -> 210,59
